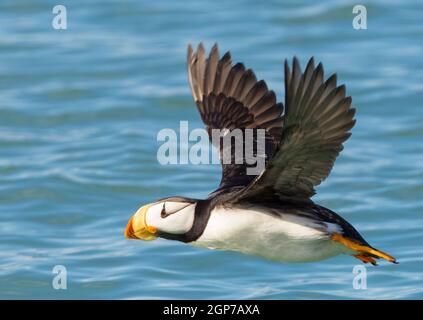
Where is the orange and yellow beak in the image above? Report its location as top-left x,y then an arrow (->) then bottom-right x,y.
124,205 -> 157,241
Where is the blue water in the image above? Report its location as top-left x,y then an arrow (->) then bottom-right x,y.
0,0 -> 422,299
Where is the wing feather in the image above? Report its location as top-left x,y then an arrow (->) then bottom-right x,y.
187,43 -> 284,192
235,57 -> 355,203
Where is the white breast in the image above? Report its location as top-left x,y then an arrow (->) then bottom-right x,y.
192,205 -> 344,263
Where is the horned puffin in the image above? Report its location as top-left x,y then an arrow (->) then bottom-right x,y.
125,43 -> 397,266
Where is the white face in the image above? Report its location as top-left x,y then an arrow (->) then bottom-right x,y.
145,201 -> 196,234
125,200 -> 196,240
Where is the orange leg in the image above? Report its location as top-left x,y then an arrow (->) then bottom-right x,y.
331,233 -> 398,264
353,254 -> 378,266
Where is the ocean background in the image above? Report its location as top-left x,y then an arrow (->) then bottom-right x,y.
0,0 -> 422,299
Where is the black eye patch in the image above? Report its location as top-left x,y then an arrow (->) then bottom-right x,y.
161,203 -> 167,217
160,203 -> 192,218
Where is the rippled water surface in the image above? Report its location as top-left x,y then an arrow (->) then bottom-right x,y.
0,0 -> 422,299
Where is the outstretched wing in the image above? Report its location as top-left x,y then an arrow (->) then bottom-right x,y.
235,57 -> 356,203
187,43 -> 284,192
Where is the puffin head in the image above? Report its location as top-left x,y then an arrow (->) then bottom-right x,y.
124,197 -> 197,241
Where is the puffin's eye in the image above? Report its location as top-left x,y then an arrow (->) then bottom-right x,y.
160,202 -> 191,218
161,203 -> 166,217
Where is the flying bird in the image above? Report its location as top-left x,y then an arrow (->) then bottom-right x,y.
125,43 -> 397,266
